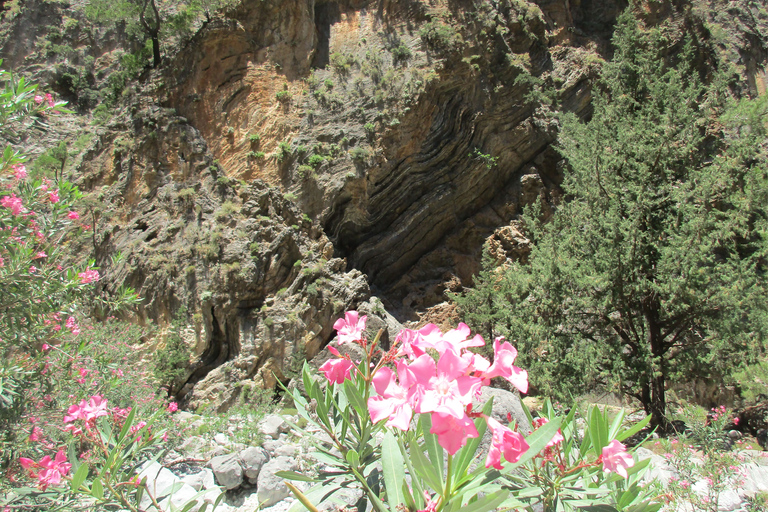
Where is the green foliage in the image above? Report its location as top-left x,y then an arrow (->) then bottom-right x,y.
456,10 -> 768,429
307,154 -> 325,169
732,361 -> 768,403
329,52 -> 354,74
31,141 -> 68,181
247,132 -> 261,143
214,200 -> 239,221
390,44 -> 412,62
470,148 -> 498,169
419,21 -> 462,52
276,141 -> 291,161
152,309 -> 191,394
350,147 -> 370,161
364,122 -> 376,135
276,90 -> 292,102
297,164 -> 314,180
247,150 -> 266,160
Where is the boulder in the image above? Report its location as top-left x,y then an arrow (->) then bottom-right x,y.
477,387 -> 531,433
239,446 -> 270,482
257,456 -> 297,507
259,414 -> 289,439
209,453 -> 244,490
139,461 -> 211,512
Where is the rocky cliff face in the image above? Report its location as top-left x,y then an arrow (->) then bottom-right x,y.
2,0 -> 766,409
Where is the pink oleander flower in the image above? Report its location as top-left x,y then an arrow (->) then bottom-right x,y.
130,421 -> 148,436
167,402 -> 178,413
41,344 -> 50,352
483,337 -> 528,393
1,193 -> 24,215
38,449 -> 71,490
411,349 -> 480,419
368,361 -> 416,431
0,256 -> 4,267
430,411 -> 478,455
29,265 -> 37,274
602,440 -> 635,478
418,492 -> 438,512
34,95 -> 44,104
67,211 -> 80,220
64,395 -> 109,429
66,317 -> 81,336
45,93 -> 54,107
532,417 -> 564,448
13,164 -> 27,180
333,311 -> 367,344
35,251 -> 47,259
485,416 -> 529,469
78,269 -> 100,284
48,190 -> 59,203
319,358 -> 355,384
734,417 -> 740,425
20,449 -> 71,490
29,426 -> 43,442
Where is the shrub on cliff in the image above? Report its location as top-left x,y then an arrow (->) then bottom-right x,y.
456,10 -> 768,430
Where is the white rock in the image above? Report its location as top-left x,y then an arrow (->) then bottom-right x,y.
274,443 -> 297,458
209,453 -> 244,490
239,446 -> 270,481
182,468 -> 216,491
214,433 -> 230,446
257,456 -> 297,507
259,414 -> 288,439
717,489 -> 742,511
740,462 -> 768,497
138,461 -> 205,512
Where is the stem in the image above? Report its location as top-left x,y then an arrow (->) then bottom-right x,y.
443,454 -> 453,502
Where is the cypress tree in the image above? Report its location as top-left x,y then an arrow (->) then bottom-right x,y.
457,9 -> 768,430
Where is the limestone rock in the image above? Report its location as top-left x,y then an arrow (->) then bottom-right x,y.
239,446 -> 270,482
257,456 -> 296,508
477,387 -> 531,434
182,468 -> 216,491
209,453 -> 244,490
259,414 -> 288,439
139,461 -> 213,512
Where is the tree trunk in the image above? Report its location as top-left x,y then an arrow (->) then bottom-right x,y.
644,298 -> 669,432
151,34 -> 161,68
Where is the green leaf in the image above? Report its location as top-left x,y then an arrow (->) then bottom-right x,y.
608,409 -> 626,441
91,478 -> 104,500
345,448 -> 360,467
344,378 -> 368,417
409,441 -> 443,492
275,470 -> 320,483
589,406 -> 608,455
286,483 -> 341,512
70,462 -> 89,492
118,406 -> 137,443
420,414 -> 444,476
458,489 -> 509,512
381,430 -> 406,510
617,413 -> 652,443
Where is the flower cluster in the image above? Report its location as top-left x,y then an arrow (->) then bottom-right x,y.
18,449 -> 71,491
321,311 -> 637,477
325,312 -> 530,464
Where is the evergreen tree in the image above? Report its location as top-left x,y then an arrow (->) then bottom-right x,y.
457,10 -> 768,429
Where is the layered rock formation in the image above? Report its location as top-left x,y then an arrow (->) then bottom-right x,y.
2,0 -> 766,408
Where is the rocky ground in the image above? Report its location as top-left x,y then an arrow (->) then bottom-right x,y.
142,396 -> 768,512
